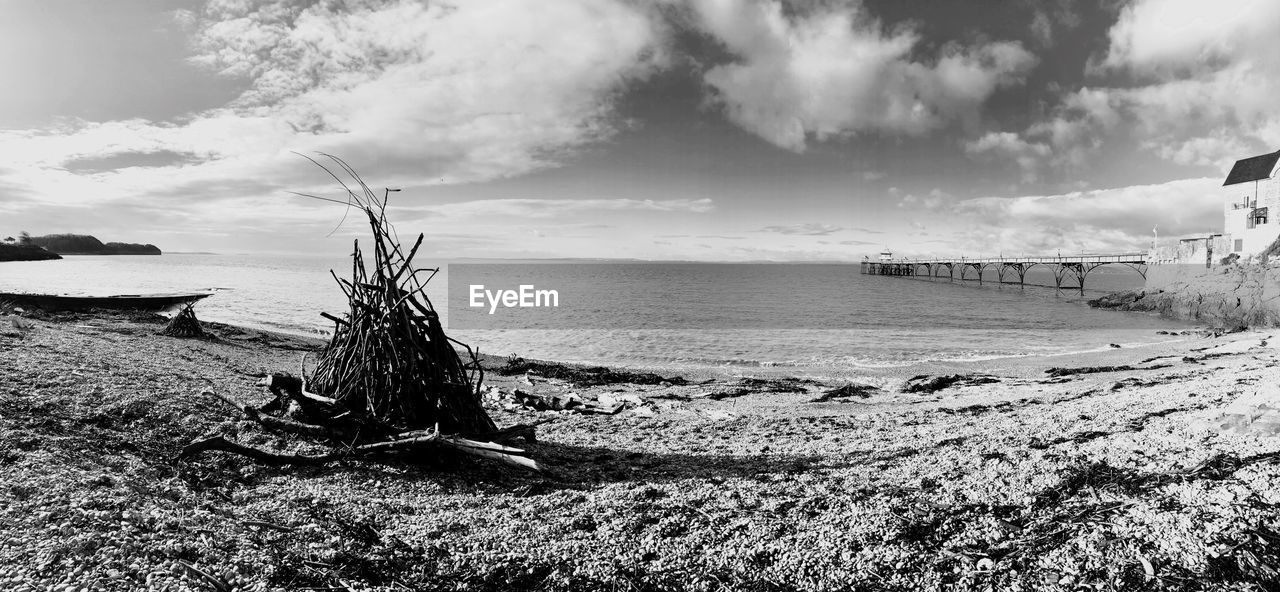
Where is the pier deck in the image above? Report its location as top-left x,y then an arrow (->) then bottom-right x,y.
860,254 -> 1148,295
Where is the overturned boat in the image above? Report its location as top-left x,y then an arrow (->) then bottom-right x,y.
0,291 -> 213,312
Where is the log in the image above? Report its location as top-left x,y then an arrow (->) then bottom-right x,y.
440,435 -> 529,454
436,437 -> 541,471
204,390 -> 331,438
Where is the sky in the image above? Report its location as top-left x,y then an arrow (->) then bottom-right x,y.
0,0 -> 1276,261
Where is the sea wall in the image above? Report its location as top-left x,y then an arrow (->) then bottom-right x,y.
1092,263 -> 1280,327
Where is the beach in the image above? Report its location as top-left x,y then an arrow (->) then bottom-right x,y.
1,310 -> 1279,591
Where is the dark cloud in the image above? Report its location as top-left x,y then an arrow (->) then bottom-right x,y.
63,150 -> 205,174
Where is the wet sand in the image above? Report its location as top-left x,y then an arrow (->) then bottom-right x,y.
1,311 -> 1278,591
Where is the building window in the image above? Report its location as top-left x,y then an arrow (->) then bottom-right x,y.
1236,239 -> 1244,252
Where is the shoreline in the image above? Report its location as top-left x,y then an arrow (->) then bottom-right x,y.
2,309 -> 1279,590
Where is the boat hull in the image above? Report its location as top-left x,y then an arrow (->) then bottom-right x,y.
0,292 -> 213,312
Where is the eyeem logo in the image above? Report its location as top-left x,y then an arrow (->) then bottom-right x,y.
469,285 -> 560,314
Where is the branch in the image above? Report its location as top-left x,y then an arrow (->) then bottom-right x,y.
178,436 -> 344,466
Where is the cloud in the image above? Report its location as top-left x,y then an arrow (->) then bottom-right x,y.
943,177 -> 1221,254
412,197 -> 715,220
683,0 -> 1037,151
62,150 -> 205,174
0,0 -> 667,216
1026,0 -> 1081,48
964,132 -> 1051,182
1095,0 -> 1280,167
897,188 -> 954,210
968,1 -> 1280,179
1097,0 -> 1277,75
1005,0 -> 1280,176
756,223 -> 841,235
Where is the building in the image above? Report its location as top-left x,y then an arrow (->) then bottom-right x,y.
1223,149 -> 1280,256
879,249 -> 893,262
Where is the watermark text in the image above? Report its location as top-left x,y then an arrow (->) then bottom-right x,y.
468,284 -> 559,314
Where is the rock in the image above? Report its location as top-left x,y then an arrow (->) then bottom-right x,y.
902,374 -> 999,394
1087,290 -> 1144,310
809,383 -> 881,403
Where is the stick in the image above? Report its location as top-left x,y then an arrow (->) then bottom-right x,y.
320,312 -> 349,326
355,434 -> 440,453
178,436 -> 344,466
436,439 -> 541,471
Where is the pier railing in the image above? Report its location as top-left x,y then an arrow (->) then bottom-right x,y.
860,253 -> 1148,295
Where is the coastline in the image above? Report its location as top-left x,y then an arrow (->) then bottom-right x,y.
2,311 -> 1279,590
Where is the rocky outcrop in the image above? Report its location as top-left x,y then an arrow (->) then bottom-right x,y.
0,244 -> 62,262
1089,263 -> 1280,328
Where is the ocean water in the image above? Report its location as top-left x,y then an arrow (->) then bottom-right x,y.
0,254 -> 1193,378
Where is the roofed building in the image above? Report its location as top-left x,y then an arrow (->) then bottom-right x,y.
1223,149 -> 1280,256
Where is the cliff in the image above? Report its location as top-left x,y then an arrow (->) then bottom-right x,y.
29,234 -> 161,255
0,243 -> 62,262
1089,263 -> 1280,328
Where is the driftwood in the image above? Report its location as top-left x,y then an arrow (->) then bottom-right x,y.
161,304 -> 204,338
178,154 -> 540,472
299,157 -> 494,434
183,390 -> 545,470
179,435 -> 344,466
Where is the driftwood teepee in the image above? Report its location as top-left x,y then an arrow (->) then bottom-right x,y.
160,304 -> 205,338
179,155 -> 537,470
303,163 -> 495,435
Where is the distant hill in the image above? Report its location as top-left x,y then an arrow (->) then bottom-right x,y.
28,234 -> 161,255
0,243 -> 62,262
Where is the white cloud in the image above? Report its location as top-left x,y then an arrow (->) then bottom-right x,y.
412,197 -> 715,219
756,223 -> 842,235
1098,0 -> 1278,75
898,188 -> 954,210
1145,129 -> 1252,170
968,1 -> 1280,179
964,132 -> 1051,182
684,0 -> 1036,152
945,177 -> 1221,254
1092,0 -> 1280,166
0,0 -> 666,218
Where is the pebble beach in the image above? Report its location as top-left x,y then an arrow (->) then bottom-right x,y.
2,310 -> 1280,591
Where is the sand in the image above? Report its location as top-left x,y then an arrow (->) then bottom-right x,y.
1,310 -> 1279,591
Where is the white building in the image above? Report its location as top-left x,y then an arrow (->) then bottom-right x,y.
1223,149 -> 1280,256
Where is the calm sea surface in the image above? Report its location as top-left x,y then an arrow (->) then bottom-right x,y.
0,254 -> 1193,378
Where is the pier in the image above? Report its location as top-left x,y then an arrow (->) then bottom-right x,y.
860,254 -> 1148,295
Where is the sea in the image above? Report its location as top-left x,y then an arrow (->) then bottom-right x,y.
0,254 -> 1194,380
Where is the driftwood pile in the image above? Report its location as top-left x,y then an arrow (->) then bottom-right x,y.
179,155 -> 539,471
160,304 -> 204,338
